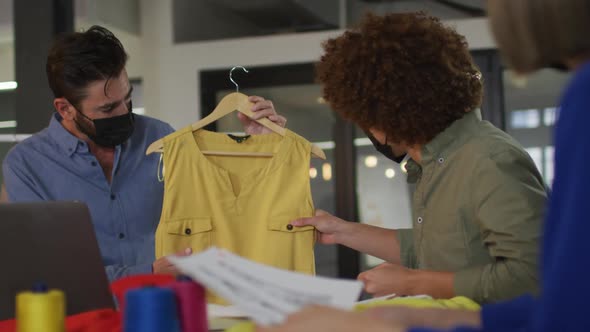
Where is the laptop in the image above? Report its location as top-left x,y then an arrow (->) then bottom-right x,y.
0,202 -> 115,320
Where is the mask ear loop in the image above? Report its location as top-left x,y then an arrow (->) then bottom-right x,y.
157,153 -> 165,182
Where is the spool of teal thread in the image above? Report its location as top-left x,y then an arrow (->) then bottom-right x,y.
124,287 -> 180,332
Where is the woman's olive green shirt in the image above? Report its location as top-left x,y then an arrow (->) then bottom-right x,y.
398,111 -> 546,304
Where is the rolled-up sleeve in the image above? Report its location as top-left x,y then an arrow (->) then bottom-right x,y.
454,149 -> 546,303
397,228 -> 418,269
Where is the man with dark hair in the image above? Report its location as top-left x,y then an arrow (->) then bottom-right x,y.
2,26 -> 286,281
291,12 -> 546,304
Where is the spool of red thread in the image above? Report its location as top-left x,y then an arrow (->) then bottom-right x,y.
168,276 -> 208,332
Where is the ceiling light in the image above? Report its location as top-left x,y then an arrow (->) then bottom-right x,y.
309,167 -> 318,179
401,160 -> 408,174
313,141 -> 335,150
385,168 -> 395,179
0,120 -> 17,129
322,163 -> 332,181
365,156 -> 378,168
0,81 -> 17,91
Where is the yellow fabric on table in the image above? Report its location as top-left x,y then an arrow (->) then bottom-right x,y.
223,297 -> 480,332
226,321 -> 256,332
354,296 -> 480,311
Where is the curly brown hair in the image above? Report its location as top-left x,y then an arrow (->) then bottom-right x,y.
316,12 -> 483,145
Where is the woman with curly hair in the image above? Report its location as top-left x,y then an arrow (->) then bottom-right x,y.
289,12 -> 546,305
259,1 -> 590,331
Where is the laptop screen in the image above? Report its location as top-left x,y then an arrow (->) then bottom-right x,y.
0,202 -> 114,320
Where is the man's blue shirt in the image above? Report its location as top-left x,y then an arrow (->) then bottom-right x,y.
2,113 -> 174,281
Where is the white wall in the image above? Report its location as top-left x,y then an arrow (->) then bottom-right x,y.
75,21 -> 144,79
0,20 -> 14,82
141,0 -> 496,129
0,42 -> 14,82
0,22 -> 142,84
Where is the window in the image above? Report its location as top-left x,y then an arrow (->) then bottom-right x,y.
525,147 -> 543,174
511,109 -> 540,129
504,69 -> 571,186
544,146 -> 554,187
543,107 -> 558,127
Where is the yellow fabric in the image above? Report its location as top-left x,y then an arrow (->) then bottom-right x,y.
155,127 -> 316,303
224,297 -> 480,332
354,296 -> 481,311
225,321 -> 256,332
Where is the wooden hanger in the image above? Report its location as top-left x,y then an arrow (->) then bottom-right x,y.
145,67 -> 326,160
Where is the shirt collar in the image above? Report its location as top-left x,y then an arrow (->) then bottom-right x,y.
405,158 -> 421,184
420,109 -> 482,165
47,113 -> 87,156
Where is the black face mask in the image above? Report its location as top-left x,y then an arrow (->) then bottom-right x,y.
366,132 -> 406,164
74,102 -> 135,148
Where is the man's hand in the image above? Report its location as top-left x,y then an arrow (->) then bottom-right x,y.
238,96 -> 287,135
358,263 -> 414,297
152,247 -> 192,275
256,306 -> 403,332
290,210 -> 349,245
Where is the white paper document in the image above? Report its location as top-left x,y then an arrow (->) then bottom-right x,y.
207,304 -> 247,318
169,247 -> 364,326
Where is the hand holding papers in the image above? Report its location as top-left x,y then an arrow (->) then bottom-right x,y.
169,247 -> 363,326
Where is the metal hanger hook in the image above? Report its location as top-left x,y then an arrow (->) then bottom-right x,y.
229,66 -> 249,92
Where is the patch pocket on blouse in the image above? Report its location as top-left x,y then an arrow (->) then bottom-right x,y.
268,213 -> 315,233
267,213 -> 315,272
163,217 -> 212,254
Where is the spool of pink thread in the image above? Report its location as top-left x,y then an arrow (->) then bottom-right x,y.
168,276 -> 208,332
